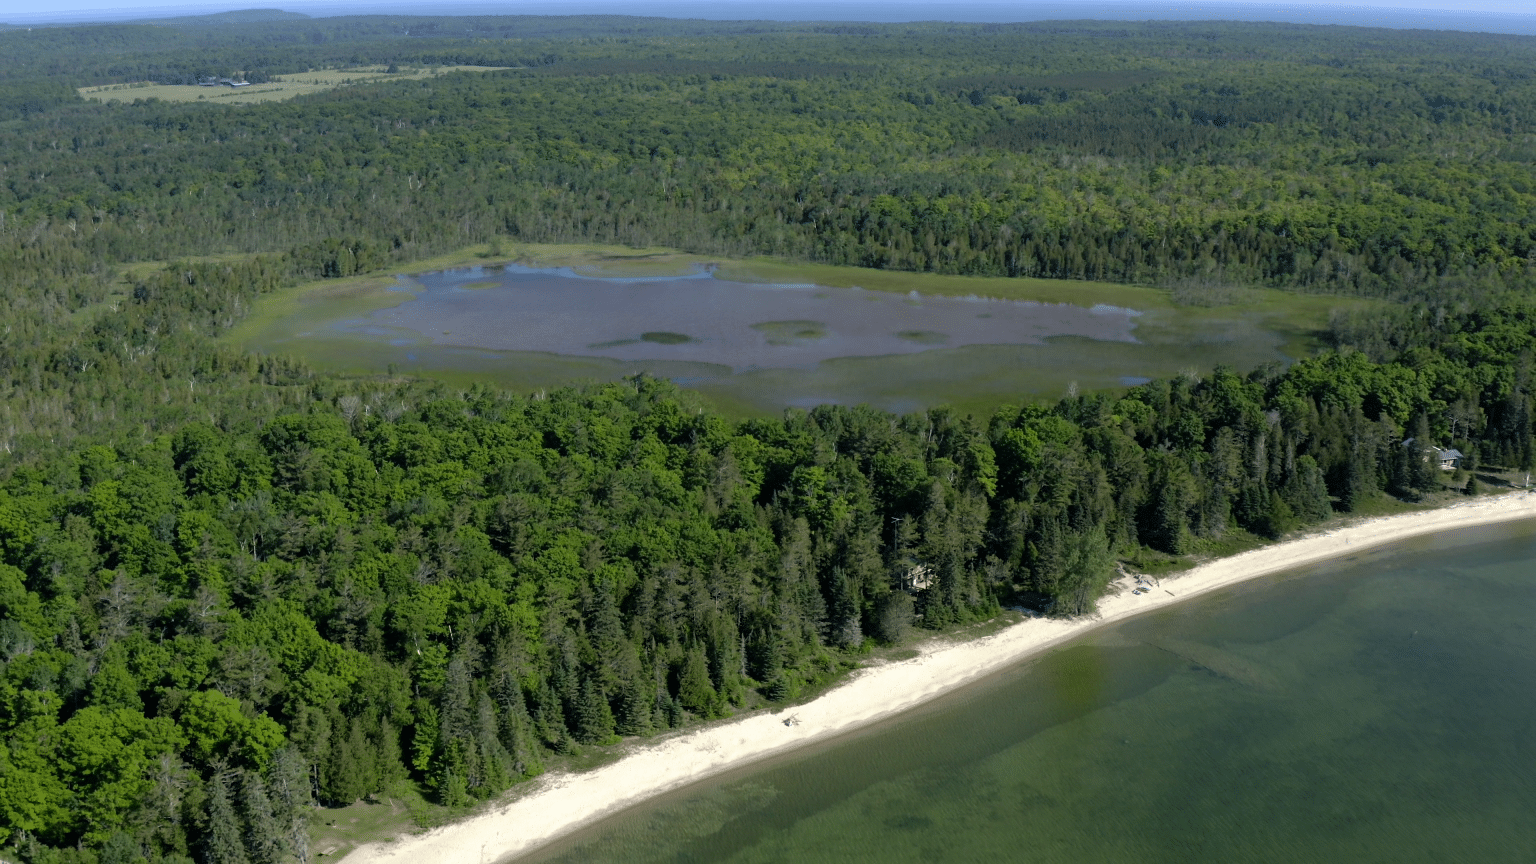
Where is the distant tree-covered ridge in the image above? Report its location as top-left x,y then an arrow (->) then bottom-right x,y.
1,18 -> 1535,303
2,291 -> 1535,861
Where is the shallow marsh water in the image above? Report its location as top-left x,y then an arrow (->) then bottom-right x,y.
519,519 -> 1536,864
359,266 -> 1141,369
240,265 -> 1300,415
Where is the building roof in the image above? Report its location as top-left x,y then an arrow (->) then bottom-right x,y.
1402,438 -> 1463,460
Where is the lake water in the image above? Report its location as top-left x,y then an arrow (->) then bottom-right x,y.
252,264 -> 1297,415
359,266 -> 1141,370
520,518 -> 1536,864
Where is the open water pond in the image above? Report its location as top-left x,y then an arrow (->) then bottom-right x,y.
520,518 -> 1536,864
359,266 -> 1141,368
242,265 -> 1302,414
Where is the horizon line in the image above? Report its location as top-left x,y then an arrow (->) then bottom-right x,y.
7,1 -> 1536,33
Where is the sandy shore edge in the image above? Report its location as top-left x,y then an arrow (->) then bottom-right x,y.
342,490 -> 1536,864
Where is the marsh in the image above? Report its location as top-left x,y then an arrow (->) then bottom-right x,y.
239,262 -> 1302,415
354,265 -> 1143,369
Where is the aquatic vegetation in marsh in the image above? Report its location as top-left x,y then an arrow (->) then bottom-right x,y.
232,261 -> 1308,415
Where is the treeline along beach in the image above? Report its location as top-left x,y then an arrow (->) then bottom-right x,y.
0,13 -> 1535,864
3,291 -> 1534,861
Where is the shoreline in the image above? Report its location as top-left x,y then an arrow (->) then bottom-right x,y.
341,490 -> 1536,864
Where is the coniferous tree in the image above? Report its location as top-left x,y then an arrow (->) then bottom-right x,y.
204,773 -> 251,864
745,630 -> 784,689
573,676 -> 616,744
267,747 -> 313,864
871,591 -> 914,644
376,719 -> 405,789
677,645 -> 717,716
824,567 -> 862,648
1287,456 -> 1334,521
240,772 -> 283,864
325,717 -> 378,805
1260,491 -> 1298,539
493,675 -> 542,777
99,832 -> 145,864
1236,480 -> 1268,534
1343,433 -> 1378,512
434,654 -> 477,802
1408,415 -> 1432,489
472,694 -> 512,795
778,516 -> 826,640
1029,514 -> 1067,595
1051,526 -> 1115,616
1387,439 -> 1415,500
1148,476 -> 1192,554
612,674 -> 653,737
536,682 -> 575,754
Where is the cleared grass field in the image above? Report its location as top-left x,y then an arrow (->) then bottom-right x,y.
77,65 -> 513,105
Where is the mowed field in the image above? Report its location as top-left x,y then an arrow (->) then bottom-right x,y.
77,65 -> 513,105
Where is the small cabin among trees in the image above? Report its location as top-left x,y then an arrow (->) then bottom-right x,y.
902,564 -> 935,592
1403,438 -> 1463,471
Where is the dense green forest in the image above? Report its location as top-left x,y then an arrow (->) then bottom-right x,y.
3,272 -> 1535,863
3,15 -> 1536,300
1,13 -> 1535,864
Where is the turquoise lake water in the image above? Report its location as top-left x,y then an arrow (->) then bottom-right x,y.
521,519 -> 1536,864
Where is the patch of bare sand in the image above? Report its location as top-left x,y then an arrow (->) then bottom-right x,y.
342,491 -> 1536,864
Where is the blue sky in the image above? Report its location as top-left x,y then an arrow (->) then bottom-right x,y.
3,0 -> 1533,27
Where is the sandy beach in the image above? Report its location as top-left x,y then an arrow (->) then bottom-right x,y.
341,490 -> 1536,864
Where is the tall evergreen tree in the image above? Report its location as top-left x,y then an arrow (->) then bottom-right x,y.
612,674 -> 653,738
677,645 -> 717,717
471,694 -> 512,796
239,772 -> 283,864
1343,432 -> 1378,512
871,591 -> 914,644
266,748 -> 313,864
573,675 -> 616,744
493,675 -> 543,777
1051,526 -> 1115,616
823,567 -> 862,648
204,772 -> 251,864
324,717 -> 379,805
536,681 -> 573,753
1286,456 -> 1334,521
